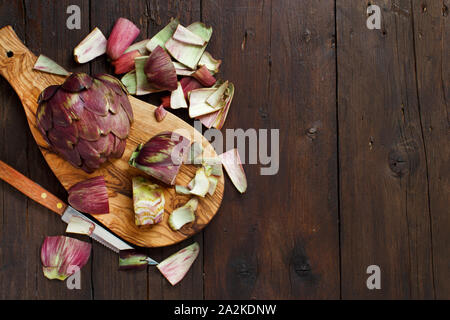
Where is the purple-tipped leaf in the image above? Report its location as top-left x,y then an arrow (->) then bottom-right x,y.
41,236 -> 91,281
144,46 -> 178,91
68,176 -> 110,214
219,148 -> 247,193
129,132 -> 190,185
157,242 -> 200,286
107,18 -> 140,60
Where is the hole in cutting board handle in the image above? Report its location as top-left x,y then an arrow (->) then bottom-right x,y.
6,51 -> 14,58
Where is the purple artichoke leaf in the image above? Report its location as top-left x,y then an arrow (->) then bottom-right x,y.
95,74 -> 128,96
109,106 -> 131,139
37,85 -> 59,104
129,132 -> 190,185
61,73 -> 93,92
58,148 -> 82,167
36,102 -> 53,132
68,176 -> 110,214
79,80 -> 109,116
48,125 -> 78,150
76,138 -> 101,160
111,136 -> 127,159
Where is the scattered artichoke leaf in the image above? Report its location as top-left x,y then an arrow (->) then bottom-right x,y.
168,198 -> 198,231
198,51 -> 222,74
33,55 -> 70,76
134,56 -> 164,95
111,50 -> 141,74
188,88 -> 223,118
198,82 -> 235,129
65,216 -> 95,236
68,176 -> 110,214
207,176 -> 219,196
132,176 -> 165,226
129,132 -> 191,185
172,24 -> 206,46
107,18 -> 140,60
175,185 -> 191,195
157,242 -> 200,286
74,27 -> 107,63
124,39 -> 150,55
180,77 -> 204,99
165,22 -> 212,69
173,62 -> 195,76
219,148 -> 247,193
119,249 -> 149,271
145,46 -> 178,91
170,82 -> 188,109
206,80 -> 229,108
121,71 -> 137,95
146,18 -> 179,52
155,104 -> 168,122
189,167 -> 210,197
192,65 -> 217,87
202,157 -> 223,176
41,236 -> 91,281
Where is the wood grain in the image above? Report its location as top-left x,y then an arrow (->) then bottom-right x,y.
202,0 -> 340,299
411,0 -> 449,299
0,25 -> 224,248
337,0 -> 434,299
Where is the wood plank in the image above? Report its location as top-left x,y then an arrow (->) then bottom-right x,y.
22,0 -> 93,299
202,0 -> 340,299
89,0 -> 203,300
141,0 -> 204,300
89,0 -> 149,300
0,0 -> 30,299
411,0 -> 449,299
337,0 -> 434,299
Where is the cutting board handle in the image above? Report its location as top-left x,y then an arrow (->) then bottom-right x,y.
0,26 -> 64,123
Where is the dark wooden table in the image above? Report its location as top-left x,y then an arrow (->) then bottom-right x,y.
0,0 -> 448,299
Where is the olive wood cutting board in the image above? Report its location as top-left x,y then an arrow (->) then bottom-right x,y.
0,26 -> 224,247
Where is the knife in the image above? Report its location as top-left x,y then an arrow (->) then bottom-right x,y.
0,160 -> 158,265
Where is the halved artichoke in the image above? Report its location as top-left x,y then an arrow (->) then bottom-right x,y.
36,73 -> 133,173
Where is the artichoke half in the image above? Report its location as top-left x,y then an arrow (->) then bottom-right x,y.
36,73 -> 133,173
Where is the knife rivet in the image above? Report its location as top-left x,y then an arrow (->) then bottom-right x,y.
41,192 -> 47,199
56,203 -> 63,209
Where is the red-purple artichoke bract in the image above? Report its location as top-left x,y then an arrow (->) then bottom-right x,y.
41,236 -> 91,281
36,73 -> 133,173
129,132 -> 190,185
68,176 -> 110,214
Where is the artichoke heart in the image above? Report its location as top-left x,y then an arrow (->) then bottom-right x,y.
132,176 -> 165,226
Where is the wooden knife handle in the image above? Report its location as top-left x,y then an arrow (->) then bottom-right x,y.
0,160 -> 67,215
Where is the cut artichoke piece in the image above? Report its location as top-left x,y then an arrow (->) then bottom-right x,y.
202,157 -> 223,176
189,168 -> 210,197
165,22 -> 212,69
219,148 -> 247,193
198,82 -> 235,130
157,242 -> 200,286
175,185 -> 191,195
132,176 -> 165,226
74,27 -> 107,64
107,18 -> 140,60
111,50 -> 141,74
129,132 -> 190,185
198,51 -> 222,74
124,39 -> 150,55
145,46 -> 178,91
185,141 -> 203,165
146,18 -> 179,52
168,198 -> 198,231
170,82 -> 188,109
33,55 -> 69,76
65,216 -> 95,236
188,88 -> 222,118
41,236 -> 91,281
121,71 -> 137,95
192,65 -> 216,87
68,176 -> 110,214
172,24 -> 206,46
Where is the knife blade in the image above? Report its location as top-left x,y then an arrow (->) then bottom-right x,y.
0,160 -> 158,265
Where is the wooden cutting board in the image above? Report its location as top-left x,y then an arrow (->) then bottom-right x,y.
0,26 -> 224,248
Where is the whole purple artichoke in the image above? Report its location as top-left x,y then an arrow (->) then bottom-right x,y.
36,73 -> 133,173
